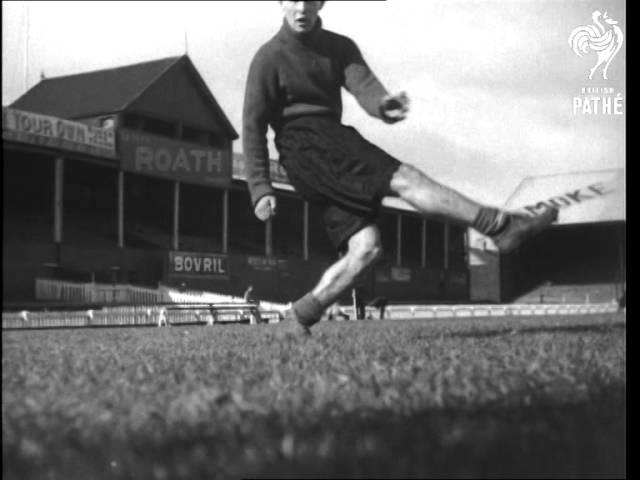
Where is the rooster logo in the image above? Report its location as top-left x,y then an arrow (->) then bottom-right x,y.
569,11 -> 623,80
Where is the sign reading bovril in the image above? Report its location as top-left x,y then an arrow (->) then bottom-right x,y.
2,107 -> 116,158
168,251 -> 228,278
119,129 -> 231,187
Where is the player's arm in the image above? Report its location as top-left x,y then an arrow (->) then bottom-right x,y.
242,49 -> 279,221
341,38 -> 409,124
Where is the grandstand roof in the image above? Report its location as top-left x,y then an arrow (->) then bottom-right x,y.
10,55 -> 238,138
503,168 -> 625,225
11,56 -> 180,118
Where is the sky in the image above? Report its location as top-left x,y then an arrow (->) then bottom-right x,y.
2,0 -> 626,205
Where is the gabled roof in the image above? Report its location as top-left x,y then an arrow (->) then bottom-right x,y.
9,55 -> 238,139
177,56 -> 238,139
10,56 -> 181,119
504,168 -> 625,225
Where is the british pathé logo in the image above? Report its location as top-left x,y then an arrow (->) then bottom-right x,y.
569,11 -> 623,80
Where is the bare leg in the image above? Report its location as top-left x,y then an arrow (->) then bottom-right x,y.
311,224 -> 382,307
389,163 -> 482,225
388,162 -> 558,253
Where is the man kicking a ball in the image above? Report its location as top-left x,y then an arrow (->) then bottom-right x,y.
242,1 -> 557,335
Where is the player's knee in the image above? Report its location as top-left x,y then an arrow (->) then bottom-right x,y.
348,231 -> 383,266
359,242 -> 382,265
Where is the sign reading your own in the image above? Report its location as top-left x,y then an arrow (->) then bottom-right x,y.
2,107 -> 116,159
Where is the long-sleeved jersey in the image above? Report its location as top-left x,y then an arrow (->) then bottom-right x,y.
242,18 -> 390,206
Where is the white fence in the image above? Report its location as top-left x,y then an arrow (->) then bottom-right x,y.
0,279 -> 284,329
3,303 -> 282,330
33,278 -> 286,307
1,278 -> 619,330
341,302 -> 620,321
35,278 -> 165,304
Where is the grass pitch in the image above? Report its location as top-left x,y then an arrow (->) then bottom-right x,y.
2,313 -> 625,479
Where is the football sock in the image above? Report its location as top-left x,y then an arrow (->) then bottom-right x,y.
292,292 -> 324,327
472,207 -> 511,237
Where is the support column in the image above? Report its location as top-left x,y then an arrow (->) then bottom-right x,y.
421,219 -> 427,268
266,219 -> 273,257
443,222 -> 450,270
53,156 -> 64,244
173,181 -> 180,251
396,214 -> 402,267
117,170 -> 124,248
303,201 -> 309,261
617,226 -> 625,300
222,189 -> 229,254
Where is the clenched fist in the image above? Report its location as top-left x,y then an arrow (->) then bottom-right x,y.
254,195 -> 277,221
380,91 -> 409,123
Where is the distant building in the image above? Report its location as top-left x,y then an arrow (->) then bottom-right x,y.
468,169 -> 625,303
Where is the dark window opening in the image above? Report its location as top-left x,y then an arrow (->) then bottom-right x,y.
182,125 -> 209,144
143,116 -> 176,138
64,159 -> 118,247
124,173 -> 174,250
378,211 -> 398,264
448,225 -> 467,270
228,188 -> 264,255
402,214 -> 423,266
425,220 -> 445,268
3,151 -> 54,244
273,194 -> 303,258
179,183 -> 224,253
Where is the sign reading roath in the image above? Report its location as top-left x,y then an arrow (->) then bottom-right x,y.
119,129 -> 231,187
168,251 -> 228,278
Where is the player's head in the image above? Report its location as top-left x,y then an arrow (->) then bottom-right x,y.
279,1 -> 324,33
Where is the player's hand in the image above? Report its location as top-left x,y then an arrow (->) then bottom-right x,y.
254,195 -> 277,221
380,92 -> 409,123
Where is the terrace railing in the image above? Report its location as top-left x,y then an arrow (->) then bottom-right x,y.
35,278 -> 165,304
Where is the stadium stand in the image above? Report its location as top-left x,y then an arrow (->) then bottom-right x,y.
470,169 -> 625,303
3,54 -> 623,311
